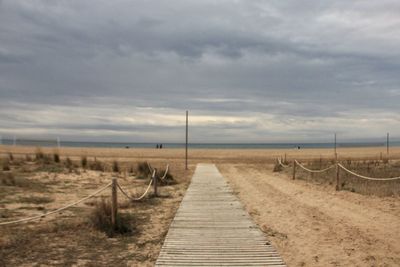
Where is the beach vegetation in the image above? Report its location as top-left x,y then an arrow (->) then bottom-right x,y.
89,199 -> 135,237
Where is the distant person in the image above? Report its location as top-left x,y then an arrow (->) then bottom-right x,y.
156,144 -> 159,149
160,144 -> 163,149
298,146 -> 301,150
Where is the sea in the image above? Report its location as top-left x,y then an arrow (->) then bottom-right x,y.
0,139 -> 398,149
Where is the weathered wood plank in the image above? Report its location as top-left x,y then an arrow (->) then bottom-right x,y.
155,164 -> 286,266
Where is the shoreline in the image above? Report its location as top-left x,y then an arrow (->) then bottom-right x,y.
1,145 -> 400,162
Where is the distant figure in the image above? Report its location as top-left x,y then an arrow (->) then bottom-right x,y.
125,146 -> 129,149
160,144 -> 163,149
156,144 -> 159,149
297,146 -> 301,150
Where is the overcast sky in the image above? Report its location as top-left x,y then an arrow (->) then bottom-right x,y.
0,0 -> 399,143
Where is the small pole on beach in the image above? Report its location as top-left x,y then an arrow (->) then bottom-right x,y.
292,160 -> 296,180
185,110 -> 188,170
387,132 -> 389,157
153,169 -> 158,197
334,133 -> 337,161
111,178 -> 118,228
335,164 -> 340,191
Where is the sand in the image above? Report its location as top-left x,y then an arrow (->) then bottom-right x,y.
1,145 -> 399,266
219,163 -> 400,266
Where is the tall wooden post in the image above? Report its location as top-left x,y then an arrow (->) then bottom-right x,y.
185,110 -> 188,170
292,160 -> 296,180
111,178 -> 118,228
153,169 -> 158,197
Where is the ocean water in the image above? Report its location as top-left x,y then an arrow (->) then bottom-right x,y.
1,139 -> 399,149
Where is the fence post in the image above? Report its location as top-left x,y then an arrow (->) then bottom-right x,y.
335,163 -> 340,191
153,169 -> 158,197
111,178 -> 118,228
292,160 -> 296,180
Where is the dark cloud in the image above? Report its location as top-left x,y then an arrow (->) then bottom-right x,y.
0,0 -> 399,142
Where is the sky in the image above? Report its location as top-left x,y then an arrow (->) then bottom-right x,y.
0,0 -> 399,143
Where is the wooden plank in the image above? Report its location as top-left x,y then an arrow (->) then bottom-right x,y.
155,164 -> 286,266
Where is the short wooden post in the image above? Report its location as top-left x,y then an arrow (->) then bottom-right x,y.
292,160 -> 296,180
111,178 -> 118,228
153,169 -> 158,197
335,163 -> 340,191
284,153 -> 287,164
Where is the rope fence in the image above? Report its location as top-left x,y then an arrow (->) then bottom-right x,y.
117,178 -> 153,201
1,163 -> 171,227
279,158 -> 400,192
277,157 -> 290,168
338,163 -> 400,181
294,160 -> 335,173
0,182 -> 112,226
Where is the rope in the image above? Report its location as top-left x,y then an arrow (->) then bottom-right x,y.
117,179 -> 153,201
160,164 -> 169,180
295,160 -> 335,173
338,164 -> 400,181
0,182 -> 112,226
277,158 -> 290,168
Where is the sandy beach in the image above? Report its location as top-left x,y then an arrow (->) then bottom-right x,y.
0,145 -> 399,266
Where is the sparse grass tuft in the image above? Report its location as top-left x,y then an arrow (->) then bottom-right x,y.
81,156 -> 87,169
273,160 -> 283,172
2,159 -> 11,171
157,168 -> 176,186
112,161 -> 120,173
18,196 -> 54,204
136,162 -> 151,179
53,153 -> 60,163
89,199 -> 135,237
89,159 -> 105,172
0,172 -> 16,186
25,154 -> 33,162
35,148 -> 44,160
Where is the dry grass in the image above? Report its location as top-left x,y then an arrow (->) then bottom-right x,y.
89,199 -> 135,237
283,158 -> 400,196
136,162 -> 151,179
18,196 -> 54,204
0,151 -> 193,266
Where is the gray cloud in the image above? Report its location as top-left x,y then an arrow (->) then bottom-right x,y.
0,0 -> 399,142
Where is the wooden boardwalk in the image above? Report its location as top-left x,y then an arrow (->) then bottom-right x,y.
155,164 -> 286,266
